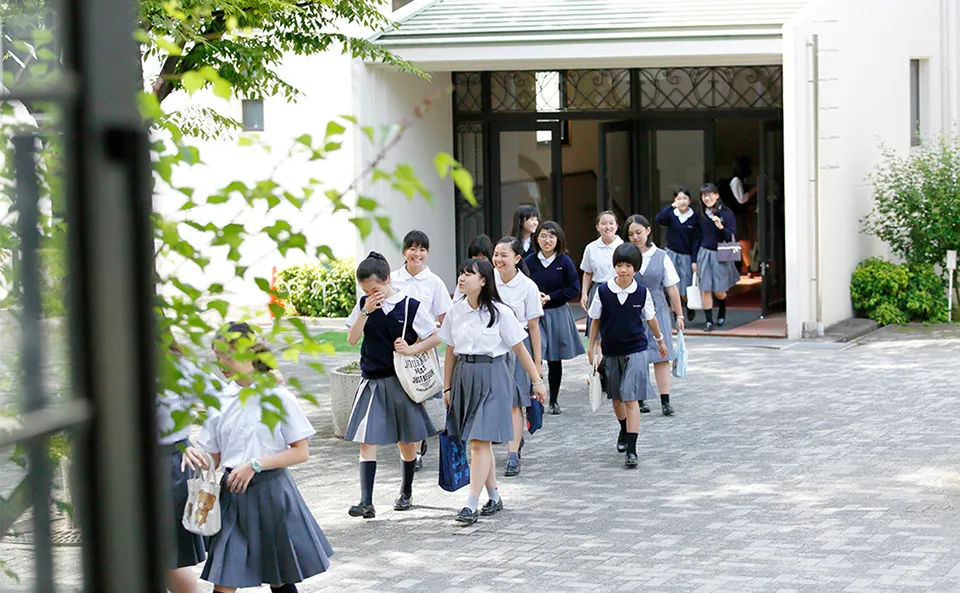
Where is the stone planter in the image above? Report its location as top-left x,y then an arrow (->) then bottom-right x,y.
330,363 -> 362,438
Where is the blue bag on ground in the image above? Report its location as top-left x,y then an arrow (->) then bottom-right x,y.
672,330 -> 688,378
526,399 -> 544,434
438,430 -> 470,492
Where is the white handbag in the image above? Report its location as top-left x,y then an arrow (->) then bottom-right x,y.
393,298 -> 443,403
588,364 -> 603,413
686,273 -> 704,310
181,450 -> 222,537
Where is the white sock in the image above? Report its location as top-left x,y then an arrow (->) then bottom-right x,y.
465,495 -> 480,512
486,487 -> 500,503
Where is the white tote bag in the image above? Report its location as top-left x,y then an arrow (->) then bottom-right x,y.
686,273 -> 703,310
182,450 -> 221,537
588,364 -> 603,413
393,298 -> 443,403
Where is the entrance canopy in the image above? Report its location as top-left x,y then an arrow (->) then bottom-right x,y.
373,0 -> 816,70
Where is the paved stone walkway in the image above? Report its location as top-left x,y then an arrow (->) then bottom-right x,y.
3,329 -> 960,591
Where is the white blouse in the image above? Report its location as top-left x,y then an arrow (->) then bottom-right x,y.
496,270 -> 544,329
198,383 -> 316,469
640,245 -> 681,288
730,177 -> 749,205
673,208 -> 695,223
389,265 -> 452,320
157,358 -> 225,446
580,236 -> 624,283
344,290 -> 438,341
587,279 -> 656,321
438,300 -> 527,357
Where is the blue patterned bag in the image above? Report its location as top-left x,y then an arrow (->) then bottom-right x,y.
438,430 -> 470,492
672,330 -> 688,378
526,398 -> 544,434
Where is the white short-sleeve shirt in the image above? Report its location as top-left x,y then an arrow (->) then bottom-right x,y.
496,270 -> 543,329
580,236 -> 624,283
438,300 -> 527,357
390,265 -> 452,320
730,177 -> 749,205
345,290 -> 437,341
641,245 -> 681,288
588,279 -> 656,321
198,383 -> 316,469
157,358 -> 225,445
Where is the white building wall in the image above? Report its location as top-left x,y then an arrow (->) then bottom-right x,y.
782,0 -> 949,338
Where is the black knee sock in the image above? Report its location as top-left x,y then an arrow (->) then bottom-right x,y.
359,460 -> 376,505
626,432 -> 639,456
717,298 -> 726,318
660,394 -> 670,406
617,418 -> 627,441
547,360 -> 562,405
401,458 -> 416,497
271,585 -> 298,593
704,308 -> 714,324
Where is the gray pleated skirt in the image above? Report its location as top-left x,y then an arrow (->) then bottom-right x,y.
540,305 -> 586,361
603,350 -> 654,402
166,442 -> 205,570
507,336 -> 533,408
666,248 -> 694,295
202,468 -> 333,589
344,375 -> 438,445
696,248 -> 741,294
645,296 -> 676,364
446,356 -> 514,443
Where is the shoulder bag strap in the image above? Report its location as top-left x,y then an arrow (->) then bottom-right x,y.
401,296 -> 410,343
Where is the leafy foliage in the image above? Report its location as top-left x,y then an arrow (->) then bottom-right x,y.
850,258 -> 948,326
277,259 -> 357,318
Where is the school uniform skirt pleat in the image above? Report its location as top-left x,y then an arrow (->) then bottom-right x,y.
507,336 -> 533,409
603,351 -> 653,402
540,305 -> 586,361
645,293 -> 676,364
696,248 -> 740,294
166,442 -> 206,569
446,356 -> 514,443
665,248 -> 694,294
202,468 -> 333,589
344,375 -> 438,445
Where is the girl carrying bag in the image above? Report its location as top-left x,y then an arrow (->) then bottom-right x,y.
686,273 -> 703,310
182,450 -> 221,536
393,297 -> 443,403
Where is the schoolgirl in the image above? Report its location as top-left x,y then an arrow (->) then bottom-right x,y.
467,234 -> 494,262
695,183 -> 740,331
509,204 -> 541,259
344,252 -> 441,518
440,259 -> 547,525
187,322 -> 332,593
580,211 -> 623,336
523,221 -> 585,415
587,244 -> 669,468
390,230 -> 452,469
654,187 -> 702,321
625,215 -> 684,419
492,236 -> 544,476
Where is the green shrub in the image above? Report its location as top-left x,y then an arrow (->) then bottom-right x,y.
276,258 -> 356,317
850,258 -> 948,326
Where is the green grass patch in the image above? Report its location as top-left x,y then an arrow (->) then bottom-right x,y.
314,331 -> 447,356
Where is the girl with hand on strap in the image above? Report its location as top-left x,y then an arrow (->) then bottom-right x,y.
694,183 -> 740,332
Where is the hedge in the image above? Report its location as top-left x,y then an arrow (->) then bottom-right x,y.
850,257 -> 948,326
276,259 -> 356,318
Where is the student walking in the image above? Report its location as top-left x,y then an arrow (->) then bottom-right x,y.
580,211 -> 623,336
523,221 -> 584,415
587,244 -> 668,468
440,258 -> 547,525
695,183 -> 740,331
187,322 -> 333,593
390,230 -> 452,470
344,252 -> 441,518
655,187 -> 702,321
509,205 -> 540,259
625,215 -> 684,418
492,236 -> 544,476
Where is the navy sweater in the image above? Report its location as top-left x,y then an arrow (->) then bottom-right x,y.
524,253 -> 580,309
359,295 -> 420,380
596,283 -> 650,356
655,206 -> 702,256
694,207 -> 737,252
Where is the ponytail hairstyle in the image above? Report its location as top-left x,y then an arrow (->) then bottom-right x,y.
496,236 -> 530,276
456,258 -> 502,328
356,251 -> 390,282
467,234 -> 494,261
509,204 -> 540,239
215,321 -> 274,373
624,214 -> 654,247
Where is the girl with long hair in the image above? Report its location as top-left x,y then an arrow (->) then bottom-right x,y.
695,183 -> 740,331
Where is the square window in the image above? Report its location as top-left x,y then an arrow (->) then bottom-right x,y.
242,99 -> 264,132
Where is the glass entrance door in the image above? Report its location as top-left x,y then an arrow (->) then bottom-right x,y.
646,122 -> 713,247
598,121 -> 636,222
759,120 -> 786,316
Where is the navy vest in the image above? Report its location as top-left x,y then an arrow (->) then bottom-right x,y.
359,296 -> 421,380
597,283 -> 650,356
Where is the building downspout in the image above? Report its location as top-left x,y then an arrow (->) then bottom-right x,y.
808,35 -> 824,336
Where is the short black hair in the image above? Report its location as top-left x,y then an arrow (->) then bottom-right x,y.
356,251 -> 390,282
533,221 -> 567,255
467,234 -> 494,260
402,230 -> 430,252
612,243 -> 643,271
624,214 -> 653,247
700,182 -> 719,195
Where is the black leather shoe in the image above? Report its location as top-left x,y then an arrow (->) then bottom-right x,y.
662,402 -> 675,416
414,453 -> 423,472
455,507 -> 479,525
393,493 -> 413,511
704,321 -> 714,332
548,403 -> 562,415
686,307 -> 695,322
518,436 -> 525,458
717,316 -> 726,326
616,433 -> 626,453
624,453 -> 639,469
348,503 -> 376,519
505,457 -> 521,477
639,400 -> 651,414
480,498 -> 503,516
